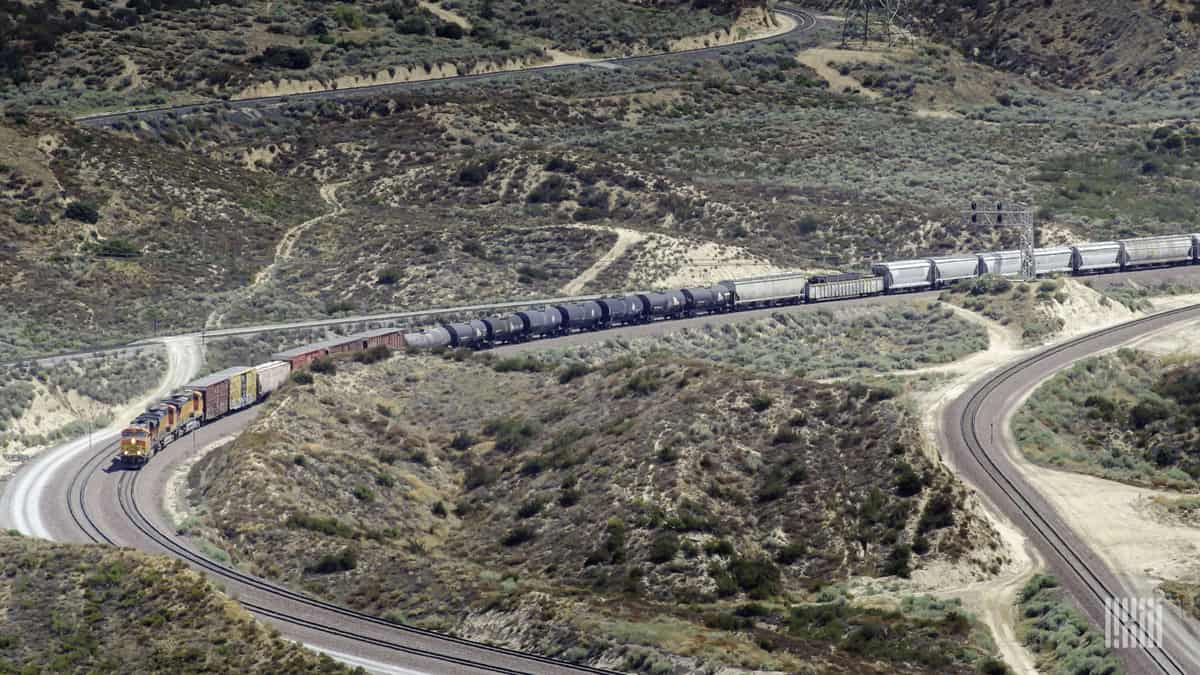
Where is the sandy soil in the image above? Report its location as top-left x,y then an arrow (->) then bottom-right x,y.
1044,279 -> 1137,339
419,1 -> 472,30
560,226 -> 647,295
205,182 -> 345,330
163,434 -> 235,528
1125,316 -> 1200,356
796,46 -> 890,99
624,231 -> 790,288
668,6 -> 795,52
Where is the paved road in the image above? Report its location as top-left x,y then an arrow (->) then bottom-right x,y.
942,305 -> 1200,675
76,7 -> 820,127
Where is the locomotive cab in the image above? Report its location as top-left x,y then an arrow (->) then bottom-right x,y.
119,426 -> 152,465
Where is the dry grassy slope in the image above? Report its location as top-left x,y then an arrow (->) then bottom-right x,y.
904,0 -> 1200,89
0,114 -> 322,359
0,533 -> 351,674
188,352 -> 1002,673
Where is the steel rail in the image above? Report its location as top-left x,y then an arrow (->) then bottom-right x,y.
957,304 -> 1200,675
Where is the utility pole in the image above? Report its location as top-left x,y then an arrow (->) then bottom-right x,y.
964,201 -> 1036,280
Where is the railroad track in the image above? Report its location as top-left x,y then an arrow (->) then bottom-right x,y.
76,8 -> 817,126
956,304 -> 1200,675
64,442 -> 617,674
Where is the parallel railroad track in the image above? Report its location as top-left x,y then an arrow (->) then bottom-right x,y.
957,304 -> 1200,675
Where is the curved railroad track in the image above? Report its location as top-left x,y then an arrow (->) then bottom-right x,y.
77,7 -> 819,126
945,303 -> 1200,675
63,427 -> 618,674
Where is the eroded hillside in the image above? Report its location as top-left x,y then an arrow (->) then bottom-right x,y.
0,532 -> 351,673
184,348 -> 1006,673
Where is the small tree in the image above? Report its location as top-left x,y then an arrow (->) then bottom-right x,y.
64,201 -> 99,223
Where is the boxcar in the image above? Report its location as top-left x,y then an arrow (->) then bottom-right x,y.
187,367 -> 257,421
255,361 -> 290,398
871,260 -> 931,291
805,274 -> 884,302
977,250 -> 1022,278
1120,234 -> 1194,268
1072,242 -> 1122,272
272,343 -> 329,370
719,272 -> 807,306
359,327 -> 404,350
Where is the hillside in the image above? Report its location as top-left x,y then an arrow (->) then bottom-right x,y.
1015,349 -> 1200,489
0,532 -> 351,673
183,348 -> 1007,673
0,113 -> 323,360
903,0 -> 1200,90
0,0 -> 748,113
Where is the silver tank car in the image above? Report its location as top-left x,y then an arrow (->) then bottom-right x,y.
1071,242 -> 1121,272
403,325 -> 452,349
976,250 -> 1022,278
1120,234 -> 1194,268
719,272 -> 807,306
554,302 -> 604,332
516,308 -> 563,337
598,295 -> 644,325
870,260 -> 931,291
446,320 -> 488,348
928,256 -> 980,287
482,315 -> 524,344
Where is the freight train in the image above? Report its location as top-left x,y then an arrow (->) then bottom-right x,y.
118,233 -> 1200,465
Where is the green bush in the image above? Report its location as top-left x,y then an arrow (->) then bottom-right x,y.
728,557 -> 781,599
64,201 -> 99,223
881,543 -> 911,578
516,499 -> 544,519
256,45 -> 312,69
95,238 -> 139,257
484,416 -> 539,452
749,393 -> 773,412
450,431 -> 475,450
288,513 -> 354,538
291,370 -> 314,385
647,532 -> 679,564
501,526 -> 535,546
353,345 -> 392,364
558,362 -> 591,384
310,357 -> 337,375
308,547 -> 357,574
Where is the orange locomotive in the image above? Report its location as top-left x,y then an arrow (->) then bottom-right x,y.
119,391 -> 204,465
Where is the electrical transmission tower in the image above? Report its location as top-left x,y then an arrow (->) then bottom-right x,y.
964,202 -> 1036,280
841,0 -> 909,47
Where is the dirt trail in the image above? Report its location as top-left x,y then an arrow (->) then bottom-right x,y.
205,182 -> 345,330
560,226 -> 647,295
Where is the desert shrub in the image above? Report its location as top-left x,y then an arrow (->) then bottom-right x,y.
527,175 -> 569,203
894,462 -> 924,497
484,416 -> 539,452
434,22 -> 463,39
431,501 -> 447,517
291,370 -> 314,385
64,201 -> 99,223
257,46 -> 312,69
749,393 -> 773,412
558,362 -> 591,384
463,463 -> 498,490
353,345 -> 392,364
308,547 -> 357,574
516,499 -> 544,519
501,526 -> 535,546
493,355 -> 546,373
376,268 -> 400,285
288,513 -> 354,538
396,15 -> 430,34
775,542 -> 806,565
728,557 -> 781,599
352,485 -> 375,502
917,491 -> 955,533
881,543 -> 911,577
95,238 -> 139,257
450,431 -> 475,450
648,532 -> 680,564
705,539 -> 734,557
455,157 -> 497,185
310,357 -> 337,375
